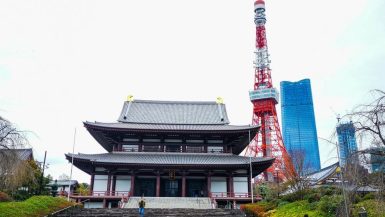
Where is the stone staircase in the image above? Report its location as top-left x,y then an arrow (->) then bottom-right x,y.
53,208 -> 245,217
124,197 -> 212,209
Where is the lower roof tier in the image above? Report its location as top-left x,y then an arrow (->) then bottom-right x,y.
65,152 -> 274,175
84,121 -> 259,154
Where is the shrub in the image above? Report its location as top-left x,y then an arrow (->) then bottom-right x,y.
277,200 -> 289,207
304,192 -> 321,203
318,195 -> 343,216
240,201 -> 278,217
280,189 -> 308,202
0,192 -> 11,202
362,192 -> 375,200
352,199 -> 385,217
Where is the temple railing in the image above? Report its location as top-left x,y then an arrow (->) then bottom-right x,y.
69,191 -> 131,197
209,192 -> 262,200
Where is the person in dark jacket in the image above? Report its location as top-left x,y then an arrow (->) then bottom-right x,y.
138,196 -> 145,216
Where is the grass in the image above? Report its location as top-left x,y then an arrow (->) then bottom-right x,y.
272,200 -> 323,217
352,199 -> 385,217
0,196 -> 75,217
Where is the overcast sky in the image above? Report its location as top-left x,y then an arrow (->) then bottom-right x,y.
1,0 -> 384,183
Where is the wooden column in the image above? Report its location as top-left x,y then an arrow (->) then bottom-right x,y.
181,172 -> 186,197
207,171 -> 212,196
156,171 -> 161,197
228,146 -> 233,153
227,173 -> 234,197
106,174 -> 112,196
90,173 -> 95,195
130,173 -> 135,196
103,199 -> 107,208
112,175 -> 117,196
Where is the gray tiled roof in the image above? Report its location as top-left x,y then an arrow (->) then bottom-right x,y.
48,180 -> 78,187
85,121 -> 257,132
66,152 -> 273,166
0,148 -> 33,160
117,100 -> 230,125
306,162 -> 339,185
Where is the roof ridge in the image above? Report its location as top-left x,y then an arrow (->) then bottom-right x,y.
128,99 -> 221,105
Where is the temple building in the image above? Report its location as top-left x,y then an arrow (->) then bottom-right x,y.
66,99 -> 274,208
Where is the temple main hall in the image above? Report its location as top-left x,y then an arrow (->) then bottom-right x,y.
66,98 -> 274,207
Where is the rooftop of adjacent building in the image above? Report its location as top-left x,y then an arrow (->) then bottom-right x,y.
0,148 -> 33,161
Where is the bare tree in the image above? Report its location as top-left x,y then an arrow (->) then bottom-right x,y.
340,90 -> 385,215
0,116 -> 34,193
284,150 -> 312,193
344,89 -> 385,148
0,116 -> 28,149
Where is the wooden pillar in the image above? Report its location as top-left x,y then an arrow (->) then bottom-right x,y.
156,171 -> 161,197
227,173 -> 234,197
181,172 -> 186,197
90,173 -> 95,195
103,199 -> 107,208
112,175 -> 117,196
207,171 -> 212,197
228,146 -> 233,153
107,174 -> 112,196
130,173 -> 135,196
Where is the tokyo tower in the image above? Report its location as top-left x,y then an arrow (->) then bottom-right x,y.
245,0 -> 295,181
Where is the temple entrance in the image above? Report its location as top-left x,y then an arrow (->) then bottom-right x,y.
187,179 -> 206,197
161,179 -> 180,197
134,178 -> 156,196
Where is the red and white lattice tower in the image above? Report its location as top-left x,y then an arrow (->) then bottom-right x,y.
245,0 -> 295,181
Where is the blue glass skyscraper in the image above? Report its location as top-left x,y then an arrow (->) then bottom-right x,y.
336,122 -> 358,167
280,79 -> 321,174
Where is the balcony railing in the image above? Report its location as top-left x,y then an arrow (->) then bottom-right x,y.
209,192 -> 262,200
70,191 -> 131,197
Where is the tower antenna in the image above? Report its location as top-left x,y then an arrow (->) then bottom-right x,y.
245,0 -> 295,181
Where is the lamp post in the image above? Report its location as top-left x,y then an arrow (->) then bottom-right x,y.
248,129 -> 254,203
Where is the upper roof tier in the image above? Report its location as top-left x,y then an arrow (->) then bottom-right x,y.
84,99 -> 259,154
117,100 -> 230,125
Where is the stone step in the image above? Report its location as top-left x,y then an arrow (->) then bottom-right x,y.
54,208 -> 245,217
124,197 -> 212,209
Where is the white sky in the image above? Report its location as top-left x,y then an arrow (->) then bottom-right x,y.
1,0 -> 384,183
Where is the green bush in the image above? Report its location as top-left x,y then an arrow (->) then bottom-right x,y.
362,192 -> 375,200
240,201 -> 278,217
277,200 -> 289,208
304,192 -> 321,203
280,190 -> 307,202
0,192 -> 11,202
0,196 -> 75,217
352,199 -> 385,217
318,195 -> 343,216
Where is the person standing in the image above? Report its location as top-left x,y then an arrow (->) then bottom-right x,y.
138,196 -> 145,216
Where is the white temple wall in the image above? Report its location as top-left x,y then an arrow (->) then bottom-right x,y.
115,175 -> 131,193
211,177 -> 227,197
93,175 -> 108,193
233,177 -> 248,194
